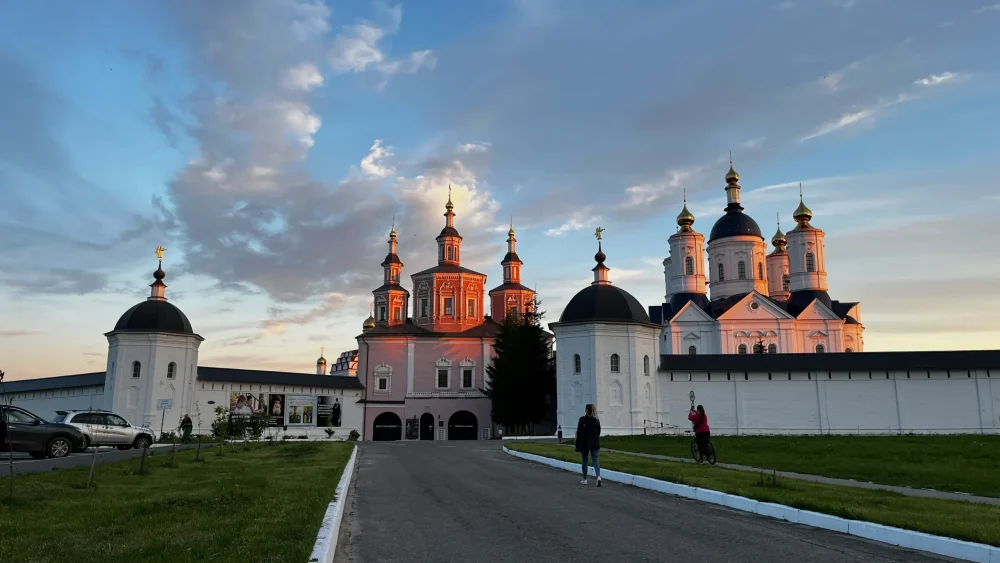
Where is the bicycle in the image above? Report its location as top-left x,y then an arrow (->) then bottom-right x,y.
690,435 -> 716,465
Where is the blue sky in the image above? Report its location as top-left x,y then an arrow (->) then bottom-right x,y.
2,0 -> 1000,380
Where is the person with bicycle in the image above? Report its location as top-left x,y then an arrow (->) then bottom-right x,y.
688,404 -> 711,460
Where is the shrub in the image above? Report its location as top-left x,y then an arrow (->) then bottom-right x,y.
348,429 -> 360,442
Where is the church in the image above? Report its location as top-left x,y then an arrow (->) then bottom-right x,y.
354,190 -> 536,441
650,163 -> 864,355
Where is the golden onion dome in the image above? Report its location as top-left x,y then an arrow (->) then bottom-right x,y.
772,226 -> 786,246
793,197 -> 813,224
725,165 -> 739,183
362,315 -> 376,330
676,203 -> 695,230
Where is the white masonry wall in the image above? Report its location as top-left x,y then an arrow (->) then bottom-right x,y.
0,386 -> 106,420
657,368 -> 999,435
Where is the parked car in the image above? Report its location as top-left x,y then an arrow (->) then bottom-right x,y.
52,410 -> 154,450
1,405 -> 88,458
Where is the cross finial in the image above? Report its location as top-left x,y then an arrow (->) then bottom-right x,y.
155,246 -> 166,261
594,227 -> 605,241
777,212 -> 780,227
799,182 -> 803,199
320,346 -> 325,357
683,188 -> 687,204
729,151 -> 732,166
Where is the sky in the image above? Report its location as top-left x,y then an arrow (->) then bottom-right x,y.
2,0 -> 1000,381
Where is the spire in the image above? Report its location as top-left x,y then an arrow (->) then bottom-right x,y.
446,184 -> 454,211
502,218 -> 521,283
149,246 -> 168,301
443,185 -> 457,229
508,216 -> 515,239
592,228 -> 611,285
771,212 -> 787,251
724,157 -> 742,212
390,214 -> 397,239
676,188 -> 695,231
793,182 -> 813,227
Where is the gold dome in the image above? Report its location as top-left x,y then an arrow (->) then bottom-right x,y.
793,197 -> 813,224
363,315 -> 376,330
772,226 -> 786,246
676,203 -> 695,230
725,165 -> 739,183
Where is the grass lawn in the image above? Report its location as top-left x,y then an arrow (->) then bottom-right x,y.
508,442 -> 1000,547
600,434 -> 1000,497
0,441 -> 354,563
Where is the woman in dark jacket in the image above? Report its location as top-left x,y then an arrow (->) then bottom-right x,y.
576,404 -> 602,487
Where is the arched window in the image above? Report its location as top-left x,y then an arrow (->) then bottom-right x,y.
782,275 -> 790,291
439,246 -> 444,261
738,261 -> 746,279
447,246 -> 454,261
610,354 -> 620,373
737,344 -> 748,355
753,343 -> 764,354
845,347 -> 854,353
815,344 -> 826,353
758,262 -> 764,280
132,361 -> 141,378
717,263 -> 725,281
573,354 -> 581,374
685,256 -> 694,275
806,253 -> 816,272
688,345 -> 697,355
167,362 -> 176,379
768,344 -> 777,354
643,355 -> 650,376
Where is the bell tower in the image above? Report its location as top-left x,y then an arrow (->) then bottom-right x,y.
489,220 -> 535,322
372,220 -> 409,325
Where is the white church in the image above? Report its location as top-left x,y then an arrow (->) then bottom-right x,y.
553,165 -> 1000,437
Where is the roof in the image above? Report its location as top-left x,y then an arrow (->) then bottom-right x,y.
197,366 -> 365,389
556,284 -> 654,325
437,226 -> 462,239
655,291 -> 860,324
381,253 -> 403,266
501,251 -> 521,264
111,299 -> 196,335
0,372 -> 105,394
489,282 -> 533,293
709,210 -> 764,242
411,263 -> 486,277
659,350 -> 1000,372
359,317 -> 504,339
371,283 -> 410,295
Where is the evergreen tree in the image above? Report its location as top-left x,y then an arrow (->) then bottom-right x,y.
486,301 -> 556,434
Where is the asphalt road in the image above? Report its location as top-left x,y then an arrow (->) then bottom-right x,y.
335,441 -> 953,563
0,442 -> 209,476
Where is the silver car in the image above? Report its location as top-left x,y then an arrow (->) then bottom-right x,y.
53,410 -> 155,450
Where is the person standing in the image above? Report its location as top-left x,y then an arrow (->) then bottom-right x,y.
575,404 -> 602,487
180,414 -> 194,443
688,404 -> 711,460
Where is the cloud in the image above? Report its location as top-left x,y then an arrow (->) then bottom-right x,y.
360,139 -> 396,178
0,329 -> 44,337
972,3 -> 1000,14
914,72 -> 959,86
284,63 -> 324,91
545,212 -> 602,236
327,2 -> 436,87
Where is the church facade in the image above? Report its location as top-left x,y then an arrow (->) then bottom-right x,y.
650,164 -> 864,356
355,192 -> 535,441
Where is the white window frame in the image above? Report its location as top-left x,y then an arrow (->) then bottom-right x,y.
643,355 -> 650,376
132,361 -> 141,378
444,297 -> 454,317
467,298 -> 476,318
420,298 -> 428,318
738,261 -> 746,280
459,359 -> 475,390
374,363 -> 391,394
167,362 -> 176,379
717,263 -> 725,281
610,353 -> 620,373
806,252 -> 816,272
573,354 -> 581,374
435,359 -> 452,390
688,345 -> 697,355
684,256 -> 694,275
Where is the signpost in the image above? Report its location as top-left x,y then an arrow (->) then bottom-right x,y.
158,398 -> 172,437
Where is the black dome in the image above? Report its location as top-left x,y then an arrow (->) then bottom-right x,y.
786,289 -> 833,316
709,211 -> 764,242
114,300 -> 194,334
669,292 -> 712,313
559,284 -> 651,324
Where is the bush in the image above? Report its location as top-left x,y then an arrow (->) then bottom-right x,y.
348,429 -> 360,442
160,431 -> 177,442
324,428 -> 336,438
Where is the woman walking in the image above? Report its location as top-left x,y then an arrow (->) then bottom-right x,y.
688,404 -> 711,460
576,404 -> 602,487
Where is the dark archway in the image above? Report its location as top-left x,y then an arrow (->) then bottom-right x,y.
372,412 -> 402,441
448,411 -> 478,440
420,413 -> 435,440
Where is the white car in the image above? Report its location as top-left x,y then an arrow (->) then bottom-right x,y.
53,410 -> 155,450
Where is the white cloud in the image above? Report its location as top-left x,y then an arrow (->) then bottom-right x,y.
914,72 -> 959,86
801,108 -> 875,141
327,3 -> 435,86
972,3 -> 1000,14
459,142 -> 491,153
284,63 -> 324,91
545,212 -> 602,236
360,139 -> 396,178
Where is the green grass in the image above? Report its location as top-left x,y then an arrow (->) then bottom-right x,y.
600,434 -> 1000,497
508,442 -> 1000,547
0,442 -> 354,563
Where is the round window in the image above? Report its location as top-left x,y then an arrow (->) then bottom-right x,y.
750,301 -> 760,310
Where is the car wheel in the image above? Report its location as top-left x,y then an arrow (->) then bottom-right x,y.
134,435 -> 151,450
83,436 -> 92,450
48,437 -> 72,458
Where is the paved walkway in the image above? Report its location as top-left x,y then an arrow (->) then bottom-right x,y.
603,448 -> 1000,506
335,441 -> 950,562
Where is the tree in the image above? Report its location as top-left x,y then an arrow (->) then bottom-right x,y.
485,302 -> 556,435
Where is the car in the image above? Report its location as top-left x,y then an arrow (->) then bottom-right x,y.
52,410 -> 154,451
1,405 -> 88,458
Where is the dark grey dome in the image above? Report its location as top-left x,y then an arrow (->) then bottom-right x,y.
669,292 -> 711,313
559,284 -> 651,324
786,289 -> 832,317
114,300 -> 194,334
709,211 -> 763,242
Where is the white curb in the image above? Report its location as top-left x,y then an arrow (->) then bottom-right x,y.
309,445 -> 359,563
503,447 -> 1000,563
